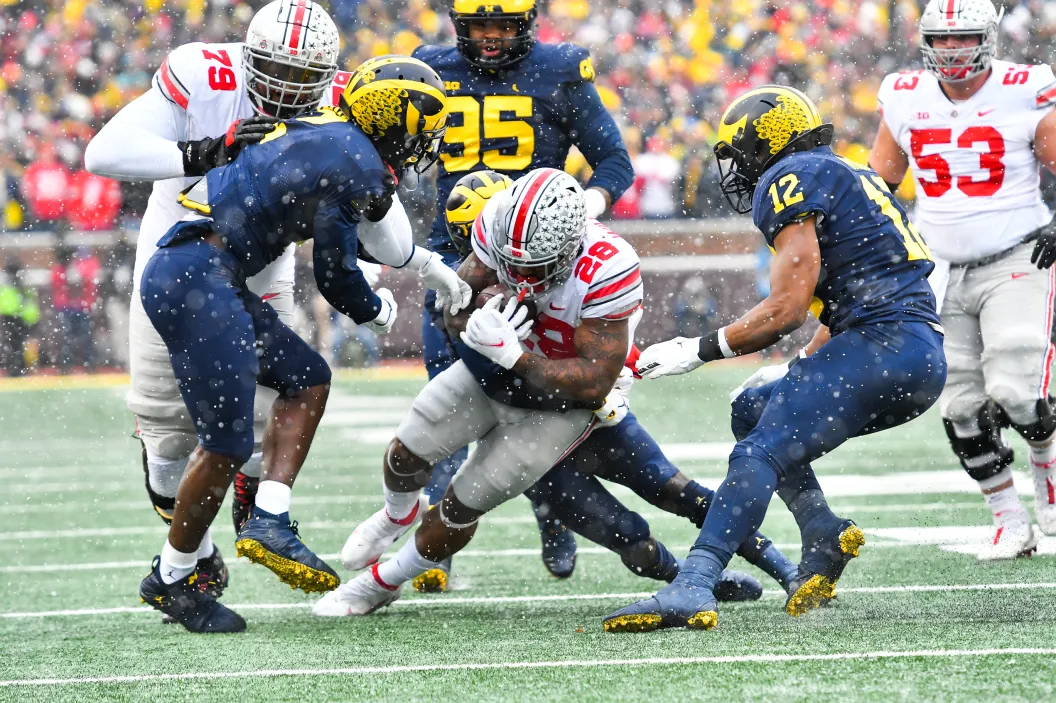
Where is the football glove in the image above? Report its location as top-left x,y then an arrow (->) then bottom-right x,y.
728,349 -> 807,402
363,288 -> 397,335
178,116 -> 279,177
460,296 -> 528,370
594,389 -> 630,427
635,337 -> 705,379
1031,216 -> 1056,270
418,251 -> 472,316
357,260 -> 383,288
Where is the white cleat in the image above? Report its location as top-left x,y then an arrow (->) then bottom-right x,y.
977,515 -> 1038,561
340,496 -> 427,571
1031,461 -> 1056,535
312,569 -> 401,617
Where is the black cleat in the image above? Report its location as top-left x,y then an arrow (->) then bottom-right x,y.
539,518 -> 576,579
140,557 -> 246,633
785,519 -> 864,617
712,569 -> 763,602
231,471 -> 259,534
197,546 -> 230,599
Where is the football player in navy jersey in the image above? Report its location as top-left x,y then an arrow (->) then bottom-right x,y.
604,86 -> 947,633
411,0 -> 634,581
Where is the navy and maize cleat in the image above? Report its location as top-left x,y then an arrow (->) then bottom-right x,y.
235,506 -> 340,593
412,557 -> 452,593
603,580 -> 718,633
540,518 -> 577,579
713,569 -> 763,603
785,518 -> 865,617
140,556 -> 246,633
231,471 -> 259,534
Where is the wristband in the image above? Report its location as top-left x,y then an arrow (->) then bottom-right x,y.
717,327 -> 734,358
697,331 -> 723,362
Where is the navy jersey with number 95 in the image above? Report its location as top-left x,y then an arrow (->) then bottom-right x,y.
752,146 -> 940,334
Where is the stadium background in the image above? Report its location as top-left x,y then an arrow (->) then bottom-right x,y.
1,0 -> 1055,372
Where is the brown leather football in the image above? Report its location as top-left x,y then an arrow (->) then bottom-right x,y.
474,285 -> 538,320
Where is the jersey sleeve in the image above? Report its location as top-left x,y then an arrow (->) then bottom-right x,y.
550,43 -> 597,84
581,237 -> 643,320
876,72 -> 908,135
319,70 -> 352,110
152,43 -> 202,110
752,159 -> 831,245
312,201 -> 383,324
469,196 -> 501,270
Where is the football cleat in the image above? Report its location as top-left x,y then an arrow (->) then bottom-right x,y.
785,519 -> 864,617
196,546 -> 230,599
340,497 -> 427,571
1031,459 -> 1056,536
231,471 -> 259,534
235,507 -> 340,593
713,569 -> 763,602
603,579 -> 718,633
412,557 -> 451,593
312,567 -> 402,617
539,517 -> 576,579
140,557 -> 246,633
977,514 -> 1038,561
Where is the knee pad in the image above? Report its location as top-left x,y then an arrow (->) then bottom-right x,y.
1007,397 -> 1056,443
943,401 -> 1014,481
730,388 -> 768,442
385,439 -> 433,489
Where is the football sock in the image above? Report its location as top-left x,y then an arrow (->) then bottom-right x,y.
619,537 -> 680,582
373,537 -> 441,589
1029,431 -> 1056,467
196,528 -> 214,561
255,481 -> 291,516
781,488 -> 840,534
682,453 -> 778,591
664,479 -> 713,528
146,454 -> 188,498
736,533 -> 798,590
159,540 -> 198,585
423,448 -> 467,505
241,451 -> 263,479
979,467 -> 1027,523
384,486 -> 420,523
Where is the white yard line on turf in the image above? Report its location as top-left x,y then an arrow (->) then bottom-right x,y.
5,582 -> 1056,620
3,648 -> 1056,687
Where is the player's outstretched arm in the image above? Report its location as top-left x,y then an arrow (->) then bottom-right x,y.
84,89 -> 187,181
868,120 -> 910,192
443,251 -> 499,338
637,217 -> 820,380
510,317 -> 628,407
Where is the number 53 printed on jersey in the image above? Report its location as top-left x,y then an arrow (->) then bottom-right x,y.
441,95 -> 534,172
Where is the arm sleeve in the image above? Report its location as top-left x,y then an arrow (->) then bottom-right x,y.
313,202 -> 383,324
83,88 -> 186,181
565,80 -> 634,201
356,193 -> 415,267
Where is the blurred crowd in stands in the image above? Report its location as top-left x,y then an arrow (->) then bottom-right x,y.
1,0 -> 1054,373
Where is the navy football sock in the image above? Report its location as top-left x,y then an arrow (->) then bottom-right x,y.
679,452 -> 778,590
780,487 -> 840,534
619,537 -> 680,582
736,534 -> 798,590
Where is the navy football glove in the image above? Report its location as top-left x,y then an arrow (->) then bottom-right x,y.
178,115 -> 279,177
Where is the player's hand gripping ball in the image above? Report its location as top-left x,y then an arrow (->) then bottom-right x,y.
475,285 -> 538,326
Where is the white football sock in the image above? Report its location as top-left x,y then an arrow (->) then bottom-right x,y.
159,540 -> 198,584
384,485 -> 420,524
1029,432 -> 1056,469
146,454 -> 188,498
241,451 -> 263,479
196,528 -> 214,560
255,480 -> 291,516
372,538 -> 440,589
979,467 -> 1027,524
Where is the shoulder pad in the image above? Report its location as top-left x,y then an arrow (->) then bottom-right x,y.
877,70 -> 927,108
154,42 -> 244,110
532,42 -> 595,83
1027,64 -> 1056,109
412,44 -> 462,69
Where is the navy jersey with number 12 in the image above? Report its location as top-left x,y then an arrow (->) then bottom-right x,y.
752,146 -> 940,334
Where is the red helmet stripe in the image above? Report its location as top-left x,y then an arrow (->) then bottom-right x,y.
511,169 -> 558,250
945,0 -> 956,19
288,0 -> 309,50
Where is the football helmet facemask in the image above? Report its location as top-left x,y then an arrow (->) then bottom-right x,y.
340,55 -> 449,174
713,85 -> 833,214
450,0 -> 537,70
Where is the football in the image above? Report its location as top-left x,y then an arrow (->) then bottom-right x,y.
475,284 -> 538,320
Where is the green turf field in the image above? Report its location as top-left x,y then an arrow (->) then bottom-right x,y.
3,365 -> 1056,702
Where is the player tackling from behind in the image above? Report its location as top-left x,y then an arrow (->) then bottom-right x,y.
869,0 -> 1056,560
313,168 -> 640,616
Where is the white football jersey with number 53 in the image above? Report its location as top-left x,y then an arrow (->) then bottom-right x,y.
878,59 -> 1055,263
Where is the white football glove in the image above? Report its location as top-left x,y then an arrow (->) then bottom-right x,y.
584,188 -> 607,219
594,389 -> 630,427
613,366 -> 635,395
363,288 -> 397,335
459,295 -> 528,369
635,336 -> 704,379
417,251 -> 471,315
357,259 -> 382,288
728,350 -> 806,402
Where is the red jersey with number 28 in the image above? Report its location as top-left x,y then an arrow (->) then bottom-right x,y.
877,60 -> 1055,263
471,197 -> 643,360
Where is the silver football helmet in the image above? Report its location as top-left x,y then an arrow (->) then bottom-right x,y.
243,0 -> 340,118
491,168 -> 587,301
919,0 -> 1003,83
